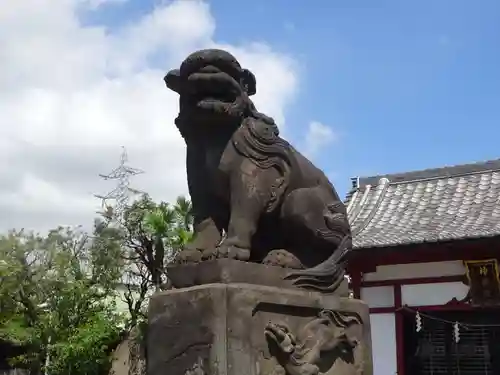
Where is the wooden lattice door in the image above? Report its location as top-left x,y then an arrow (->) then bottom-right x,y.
404,310 -> 500,375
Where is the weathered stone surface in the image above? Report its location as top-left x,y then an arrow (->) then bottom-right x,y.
167,259 -> 350,297
147,283 -> 372,375
148,48 -> 373,375
164,48 -> 352,294
109,327 -> 146,375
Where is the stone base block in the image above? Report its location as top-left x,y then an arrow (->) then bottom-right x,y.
148,283 -> 372,375
166,259 -> 350,296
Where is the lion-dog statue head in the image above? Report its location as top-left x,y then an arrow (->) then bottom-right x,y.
164,49 -> 274,140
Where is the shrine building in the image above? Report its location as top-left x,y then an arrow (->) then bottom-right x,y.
346,158 -> 500,375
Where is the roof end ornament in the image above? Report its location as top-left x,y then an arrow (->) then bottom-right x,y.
379,177 -> 390,185
350,177 -> 360,190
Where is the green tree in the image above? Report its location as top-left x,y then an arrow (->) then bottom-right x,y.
96,194 -> 193,328
0,227 -> 124,375
172,196 -> 194,233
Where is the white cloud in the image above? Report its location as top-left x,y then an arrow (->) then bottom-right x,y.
0,0 -> 298,232
304,121 -> 337,159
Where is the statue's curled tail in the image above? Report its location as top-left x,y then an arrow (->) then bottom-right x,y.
285,235 -> 352,293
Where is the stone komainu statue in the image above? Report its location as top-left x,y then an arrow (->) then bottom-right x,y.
164,49 -> 352,293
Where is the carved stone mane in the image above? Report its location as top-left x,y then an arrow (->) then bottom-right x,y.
231,117 -> 291,213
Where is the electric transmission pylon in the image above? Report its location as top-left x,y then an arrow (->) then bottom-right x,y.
95,146 -> 144,221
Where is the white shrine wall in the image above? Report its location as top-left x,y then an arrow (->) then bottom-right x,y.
360,260 -> 467,309
401,282 -> 469,306
370,313 -> 397,375
361,285 -> 394,308
363,260 -> 466,282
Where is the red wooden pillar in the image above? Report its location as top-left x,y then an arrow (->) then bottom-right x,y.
349,267 -> 362,299
394,284 -> 405,375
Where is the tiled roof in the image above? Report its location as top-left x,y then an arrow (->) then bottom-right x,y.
346,159 -> 500,249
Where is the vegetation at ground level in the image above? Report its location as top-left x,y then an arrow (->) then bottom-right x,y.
0,194 -> 193,375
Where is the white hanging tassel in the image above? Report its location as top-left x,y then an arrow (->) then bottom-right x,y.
453,322 -> 460,343
416,311 -> 422,332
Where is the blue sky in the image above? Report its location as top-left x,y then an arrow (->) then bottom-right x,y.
88,0 -> 500,197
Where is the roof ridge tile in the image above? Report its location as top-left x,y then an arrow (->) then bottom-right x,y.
355,158 -> 500,188
347,163 -> 500,249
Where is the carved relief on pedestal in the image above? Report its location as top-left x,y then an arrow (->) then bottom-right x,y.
184,357 -> 205,375
264,310 -> 365,375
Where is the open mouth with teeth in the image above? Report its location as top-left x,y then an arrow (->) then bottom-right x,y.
184,67 -> 243,110
165,49 -> 257,124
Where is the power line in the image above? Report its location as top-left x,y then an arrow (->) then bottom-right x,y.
95,146 -> 144,221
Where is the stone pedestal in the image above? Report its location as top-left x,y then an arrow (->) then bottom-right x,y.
148,260 -> 373,375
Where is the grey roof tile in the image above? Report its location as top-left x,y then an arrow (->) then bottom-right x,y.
346,159 -> 500,249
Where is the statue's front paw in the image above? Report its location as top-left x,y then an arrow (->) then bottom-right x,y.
173,249 -> 203,264
200,247 -> 218,261
201,241 -> 250,261
217,243 -> 251,260
262,249 -> 303,269
299,364 -> 320,375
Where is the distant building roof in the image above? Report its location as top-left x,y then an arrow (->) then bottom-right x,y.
346,158 -> 500,249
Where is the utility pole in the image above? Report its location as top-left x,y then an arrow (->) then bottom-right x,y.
95,147 -> 144,223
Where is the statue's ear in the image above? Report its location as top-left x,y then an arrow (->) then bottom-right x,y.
241,68 -> 256,96
164,69 -> 182,93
